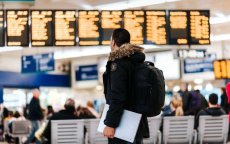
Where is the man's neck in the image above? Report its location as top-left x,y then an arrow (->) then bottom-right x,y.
209,104 -> 218,108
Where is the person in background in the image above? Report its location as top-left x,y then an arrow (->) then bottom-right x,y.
162,94 -> 184,116
43,98 -> 79,144
24,89 -> 44,144
78,107 -> 96,119
220,87 -> 229,113
195,93 -> 225,129
179,83 -> 190,115
8,111 -> 26,132
86,101 -> 100,118
4,111 -> 13,121
46,105 -> 54,119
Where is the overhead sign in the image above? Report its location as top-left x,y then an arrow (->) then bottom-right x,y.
184,54 -> 216,74
213,60 -> 230,79
21,53 -> 55,73
75,64 -> 98,81
175,49 -> 207,59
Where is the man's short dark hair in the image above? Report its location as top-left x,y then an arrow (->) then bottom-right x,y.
112,28 -> 130,47
209,93 -> 218,105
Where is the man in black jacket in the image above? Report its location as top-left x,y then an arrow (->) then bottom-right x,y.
24,89 -> 44,144
195,93 -> 226,129
43,98 -> 79,143
103,28 -> 149,144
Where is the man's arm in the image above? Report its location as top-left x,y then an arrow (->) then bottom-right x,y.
104,61 -> 128,128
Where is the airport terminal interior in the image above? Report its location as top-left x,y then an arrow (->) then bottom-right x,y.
0,0 -> 230,143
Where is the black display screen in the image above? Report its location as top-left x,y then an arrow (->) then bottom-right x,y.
145,10 -> 167,45
7,10 -> 29,46
31,10 -> 53,46
0,11 -> 4,46
168,10 -> 189,45
54,10 -> 76,46
189,10 -> 210,45
78,10 -> 100,46
101,11 -> 123,45
124,10 -> 144,45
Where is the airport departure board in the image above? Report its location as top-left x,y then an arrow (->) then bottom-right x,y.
189,10 -> 210,45
7,10 -> 29,46
31,10 -> 53,46
146,10 -> 167,45
0,11 -> 4,46
213,60 -> 230,79
101,11 -> 123,45
169,10 -> 189,45
124,11 -> 144,45
78,10 -> 100,46
55,10 -> 76,46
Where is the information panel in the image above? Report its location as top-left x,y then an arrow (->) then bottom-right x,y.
21,53 -> 55,73
213,60 -> 230,79
124,10 -> 144,45
189,10 -> 210,45
55,10 -> 76,46
169,10 -> 189,45
7,10 -> 29,46
31,10 -> 53,46
75,64 -> 98,81
78,10 -> 100,46
146,10 -> 167,45
0,11 -> 4,46
101,11 -> 122,45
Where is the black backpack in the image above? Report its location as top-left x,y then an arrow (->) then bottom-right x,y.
131,61 -> 165,117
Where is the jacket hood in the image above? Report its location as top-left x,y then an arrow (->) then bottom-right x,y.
109,44 -> 145,62
204,107 -> 225,116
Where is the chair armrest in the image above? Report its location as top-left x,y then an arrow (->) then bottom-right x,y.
157,130 -> 162,144
193,130 -> 197,144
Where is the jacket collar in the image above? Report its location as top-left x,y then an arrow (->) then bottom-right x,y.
109,44 -> 144,61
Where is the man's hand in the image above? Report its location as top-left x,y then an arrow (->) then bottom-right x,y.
103,126 -> 115,139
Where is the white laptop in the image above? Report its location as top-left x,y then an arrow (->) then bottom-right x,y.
97,104 -> 142,143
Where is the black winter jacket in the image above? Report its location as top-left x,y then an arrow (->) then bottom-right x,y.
103,44 -> 149,138
28,97 -> 44,121
195,107 -> 226,129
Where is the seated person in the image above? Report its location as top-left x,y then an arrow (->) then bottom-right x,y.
42,98 -> 79,143
162,94 -> 184,116
195,93 -> 226,129
8,111 -> 26,132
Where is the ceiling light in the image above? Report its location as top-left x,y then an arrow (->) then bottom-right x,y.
210,16 -> 230,25
194,79 -> 204,84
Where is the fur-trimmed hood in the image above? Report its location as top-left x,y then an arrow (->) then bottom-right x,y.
109,44 -> 145,61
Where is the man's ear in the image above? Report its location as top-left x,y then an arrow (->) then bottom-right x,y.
112,40 -> 116,47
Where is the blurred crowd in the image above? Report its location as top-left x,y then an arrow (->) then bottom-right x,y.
1,89 -> 102,144
0,86 -> 229,143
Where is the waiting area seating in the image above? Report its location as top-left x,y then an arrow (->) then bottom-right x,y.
2,115 -> 228,144
197,115 -> 229,144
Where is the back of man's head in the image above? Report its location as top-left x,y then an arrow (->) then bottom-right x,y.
64,98 -> 75,111
112,28 -> 130,47
209,93 -> 218,105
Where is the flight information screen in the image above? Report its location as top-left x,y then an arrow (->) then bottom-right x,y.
55,10 -> 76,46
0,11 -> 4,46
7,10 -> 29,46
78,10 -> 100,46
169,10 -> 189,45
146,10 -> 167,45
189,10 -> 210,45
31,10 -> 53,46
124,10 -> 144,45
213,60 -> 230,79
101,11 -> 123,45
